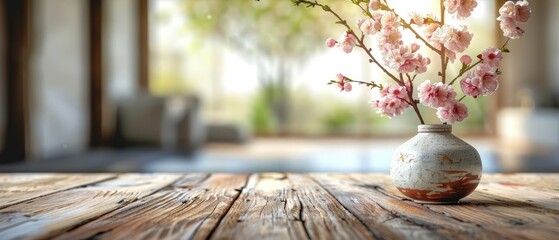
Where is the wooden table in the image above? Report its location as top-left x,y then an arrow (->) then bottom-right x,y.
0,173 -> 558,239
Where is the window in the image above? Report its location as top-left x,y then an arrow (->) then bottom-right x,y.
149,0 -> 497,136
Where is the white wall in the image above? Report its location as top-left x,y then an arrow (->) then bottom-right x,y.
105,0 -> 138,99
30,0 -> 88,159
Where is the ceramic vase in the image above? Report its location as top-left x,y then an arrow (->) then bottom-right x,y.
390,124 -> 482,204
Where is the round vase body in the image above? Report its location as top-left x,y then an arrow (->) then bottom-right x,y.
390,124 -> 482,204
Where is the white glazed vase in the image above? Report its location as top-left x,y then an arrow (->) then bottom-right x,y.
390,124 -> 482,204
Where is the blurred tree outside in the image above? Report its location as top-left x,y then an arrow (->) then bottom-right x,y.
150,0 -> 496,137
181,0 -> 336,134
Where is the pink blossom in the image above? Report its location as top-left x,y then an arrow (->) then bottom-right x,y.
460,55 -> 472,65
478,70 -> 499,95
411,43 -> 420,53
385,45 -> 416,73
336,73 -> 346,81
376,26 -> 402,50
432,25 -> 473,53
460,64 -> 499,97
414,54 -> 431,73
445,0 -> 478,20
498,1 -> 515,17
497,1 -> 530,39
515,0 -> 531,22
357,18 -> 381,35
371,98 -> 408,118
423,23 -> 441,44
381,84 -> 407,99
499,16 -> 525,39
381,11 -> 400,29
371,98 -> 409,118
480,47 -> 502,67
383,45 -> 430,74
418,80 -> 457,108
369,0 -> 381,12
326,37 -> 337,48
335,73 -> 352,92
371,11 -> 384,21
336,81 -> 352,92
338,31 -> 357,53
460,76 -> 482,97
372,84 -> 409,118
498,1 -> 531,22
409,12 -> 425,26
445,49 -> 457,63
436,102 -> 468,123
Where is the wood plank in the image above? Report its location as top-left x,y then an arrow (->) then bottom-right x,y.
475,182 -> 559,210
53,173 -> 248,240
0,173 -> 115,208
349,174 -> 559,240
210,173 -> 376,239
0,173 -> 181,239
313,173 -> 509,240
481,174 -> 559,189
310,173 -> 443,240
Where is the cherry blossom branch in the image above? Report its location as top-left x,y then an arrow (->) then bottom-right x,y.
406,77 -> 425,124
353,1 -> 373,19
401,69 -> 425,124
440,0 -> 447,84
397,97 -> 413,106
458,95 -> 466,102
448,38 -> 511,86
294,0 -> 401,84
381,3 -> 441,55
330,79 -> 382,89
294,0 -> 425,124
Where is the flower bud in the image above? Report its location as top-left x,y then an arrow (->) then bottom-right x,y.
411,43 -> 420,52
343,82 -> 353,92
369,0 -> 381,11
460,55 -> 472,65
336,73 -> 346,81
326,38 -> 337,48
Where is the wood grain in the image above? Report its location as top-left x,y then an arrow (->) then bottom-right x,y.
0,173 -> 558,240
0,173 -> 180,239
349,173 -> 559,240
53,173 -> 248,240
312,174 -> 511,240
0,173 -> 114,209
210,173 -> 376,239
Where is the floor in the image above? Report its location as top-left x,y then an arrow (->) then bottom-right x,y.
1,138 -> 559,173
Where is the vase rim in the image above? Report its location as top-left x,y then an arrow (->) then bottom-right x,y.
418,124 -> 452,133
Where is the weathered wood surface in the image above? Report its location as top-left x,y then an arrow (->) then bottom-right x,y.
0,173 -> 557,240
0,173 -> 115,209
0,174 -> 181,239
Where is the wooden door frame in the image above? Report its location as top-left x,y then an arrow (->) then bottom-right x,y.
89,0 -> 104,148
0,0 -> 32,163
138,0 -> 149,92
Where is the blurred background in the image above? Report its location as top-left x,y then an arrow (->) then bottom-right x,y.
0,0 -> 558,173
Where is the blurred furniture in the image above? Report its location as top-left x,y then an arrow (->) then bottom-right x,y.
1,173 -> 559,239
205,123 -> 250,143
116,94 -> 205,152
497,107 -> 559,147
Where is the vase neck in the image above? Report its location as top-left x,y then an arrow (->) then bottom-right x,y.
418,124 -> 452,133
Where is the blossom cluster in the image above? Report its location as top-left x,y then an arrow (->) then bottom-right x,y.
371,84 -> 410,118
322,0 -> 531,124
460,48 -> 502,98
497,0 -> 531,39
